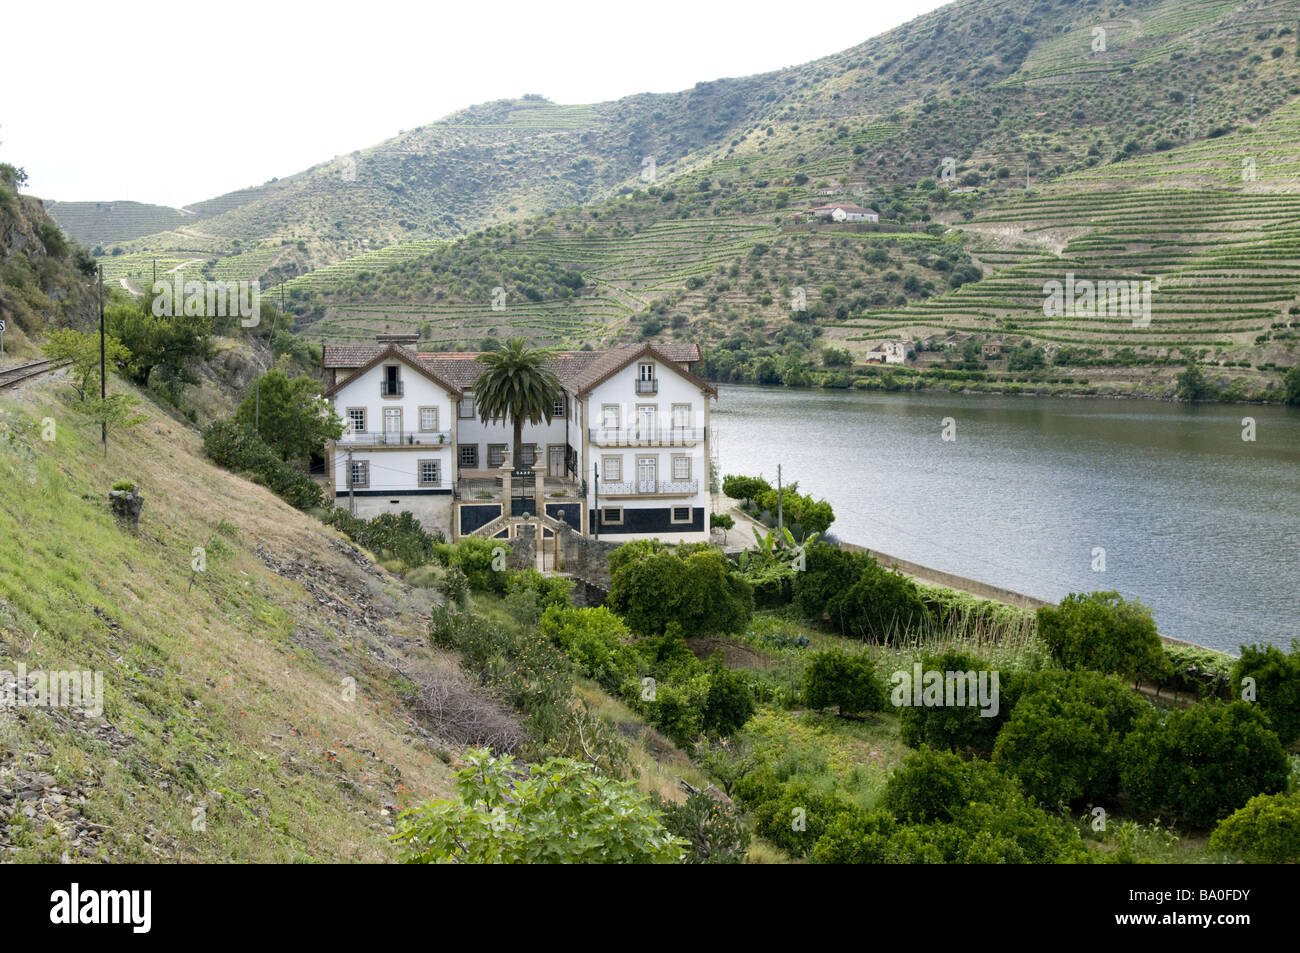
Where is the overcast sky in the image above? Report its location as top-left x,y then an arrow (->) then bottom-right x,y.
3,0 -> 952,208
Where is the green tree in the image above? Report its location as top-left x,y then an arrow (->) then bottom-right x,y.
1284,364 -> 1300,405
1036,591 -> 1166,681
106,299 -> 212,387
472,337 -> 561,470
74,393 -> 148,450
721,474 -> 772,507
234,369 -> 343,463
1209,793 -> 1300,863
393,748 -> 685,863
607,545 -> 753,636
1231,640 -> 1300,745
803,650 -> 886,716
1175,362 -> 1213,400
42,328 -> 130,401
1119,702 -> 1290,828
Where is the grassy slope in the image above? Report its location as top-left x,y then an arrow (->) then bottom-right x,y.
0,371 -> 473,862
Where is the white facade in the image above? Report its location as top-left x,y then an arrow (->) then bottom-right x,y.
322,343 -> 716,544
582,355 -> 712,543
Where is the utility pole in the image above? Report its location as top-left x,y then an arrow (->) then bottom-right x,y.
98,265 -> 106,455
776,463 -> 784,535
254,377 -> 260,435
347,448 -> 356,516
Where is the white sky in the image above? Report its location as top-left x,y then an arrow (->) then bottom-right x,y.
3,0 -> 952,208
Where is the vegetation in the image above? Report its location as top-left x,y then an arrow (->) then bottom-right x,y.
233,369 -> 343,463
393,748 -> 685,864
1036,591 -> 1167,682
1209,793 -> 1300,864
471,338 -> 562,469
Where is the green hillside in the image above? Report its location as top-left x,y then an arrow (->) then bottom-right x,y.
43,0 -> 1300,398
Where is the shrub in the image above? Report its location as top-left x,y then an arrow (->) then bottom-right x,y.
750,782 -> 851,857
721,474 -> 772,507
653,791 -> 751,864
202,420 -> 323,510
393,748 -> 685,863
436,537 -> 508,593
702,658 -> 757,735
1036,591 -> 1166,681
791,542 -> 868,628
839,560 -> 930,640
439,567 -> 469,608
1232,640 -> 1300,745
607,545 -> 753,636
896,649 -> 1005,755
803,650 -> 886,716
505,568 -> 573,612
1209,793 -> 1300,863
1120,702 -> 1290,828
883,747 -> 1014,824
993,692 -> 1113,808
539,605 -> 637,693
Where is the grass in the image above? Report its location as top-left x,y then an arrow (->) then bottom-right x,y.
0,371 -> 466,861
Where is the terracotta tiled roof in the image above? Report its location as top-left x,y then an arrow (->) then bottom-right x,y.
321,345 -> 463,398
322,340 -> 704,392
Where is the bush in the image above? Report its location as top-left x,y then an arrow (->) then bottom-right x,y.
883,747 -> 1014,824
702,658 -> 757,735
540,605 -> 638,693
653,791 -> 751,864
436,537 -> 508,593
1036,591 -> 1167,681
992,692 -> 1112,808
721,474 -> 772,507
1209,793 -> 1300,863
393,748 -> 684,863
803,650 -> 886,716
607,545 -> 753,636
839,560 -> 930,640
791,542 -> 868,628
1120,702 -> 1290,828
749,782 -> 851,857
505,568 -> 573,612
1232,640 -> 1300,745
202,420 -> 323,510
439,567 -> 469,608
897,649 -> 1006,755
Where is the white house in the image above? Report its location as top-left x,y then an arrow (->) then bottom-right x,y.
807,203 -> 879,223
320,335 -> 718,544
865,340 -> 916,365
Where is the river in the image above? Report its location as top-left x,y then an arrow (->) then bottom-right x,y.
712,385 -> 1300,654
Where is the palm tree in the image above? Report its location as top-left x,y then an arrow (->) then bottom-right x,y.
472,338 -> 562,472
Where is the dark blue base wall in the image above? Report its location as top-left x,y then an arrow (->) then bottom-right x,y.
588,507 -> 705,535
459,504 -> 503,535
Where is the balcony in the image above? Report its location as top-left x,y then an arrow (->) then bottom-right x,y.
588,426 -> 704,447
598,480 -> 698,497
380,380 -> 404,397
338,430 -> 450,447
636,378 -> 658,394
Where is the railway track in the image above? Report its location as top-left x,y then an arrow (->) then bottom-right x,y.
0,358 -> 70,390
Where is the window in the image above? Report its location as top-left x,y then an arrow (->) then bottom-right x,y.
601,404 -> 620,429
601,455 -> 622,482
349,460 -> 369,488
519,444 -> 537,467
552,393 -> 566,418
347,409 -> 366,432
419,460 -> 440,487
487,444 -> 507,468
671,403 -> 691,429
458,395 -> 475,419
637,363 -> 657,394
381,365 -> 402,397
600,506 -> 623,526
671,455 -> 691,481
670,506 -> 692,524
459,445 -> 478,468
418,407 -> 439,431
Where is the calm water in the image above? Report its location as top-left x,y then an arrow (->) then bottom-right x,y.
714,386 -> 1300,654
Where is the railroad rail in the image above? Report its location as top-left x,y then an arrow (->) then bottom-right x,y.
0,358 -> 70,390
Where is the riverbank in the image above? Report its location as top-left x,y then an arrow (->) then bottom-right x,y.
716,499 -> 1226,656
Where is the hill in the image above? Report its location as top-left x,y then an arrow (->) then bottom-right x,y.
44,0 -> 1300,398
0,370 -> 512,861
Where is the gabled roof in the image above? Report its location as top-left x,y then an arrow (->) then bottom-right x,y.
321,344 -> 463,398
567,342 -> 717,397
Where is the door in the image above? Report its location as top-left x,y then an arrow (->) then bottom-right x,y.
549,445 -> 565,478
636,405 -> 657,442
636,456 -> 657,494
383,408 -> 402,445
